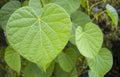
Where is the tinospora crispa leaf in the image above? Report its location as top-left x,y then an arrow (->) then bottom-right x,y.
0,1 -> 21,30
5,46 -> 21,73
87,48 -> 113,77
6,3 -> 72,71
106,4 -> 118,26
75,22 -> 103,58
57,48 -> 77,72
24,62 -> 54,77
44,0 -> 80,14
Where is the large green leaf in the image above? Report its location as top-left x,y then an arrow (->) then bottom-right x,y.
6,3 -> 71,70
24,62 -> 54,77
70,11 -> 92,45
55,64 -> 78,77
57,48 -> 77,72
75,22 -> 103,58
29,0 -> 42,15
44,0 -> 80,14
0,1 -> 21,30
87,48 -> 113,77
4,46 -> 21,73
106,4 -> 118,26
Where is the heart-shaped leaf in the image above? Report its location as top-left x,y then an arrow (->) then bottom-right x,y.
5,46 -> 21,73
75,22 -> 103,58
106,4 -> 118,26
87,48 -> 113,77
0,1 -> 21,30
6,3 -> 71,70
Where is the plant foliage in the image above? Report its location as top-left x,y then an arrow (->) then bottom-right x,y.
0,0 -> 116,77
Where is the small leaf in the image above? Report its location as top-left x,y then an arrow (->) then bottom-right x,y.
45,0 -> 80,14
55,64 -> 78,77
6,3 -> 71,70
5,46 -> 21,73
24,62 -> 54,77
87,48 -> 113,77
106,4 -> 118,26
58,48 -> 77,72
75,22 -> 103,58
0,1 -> 21,30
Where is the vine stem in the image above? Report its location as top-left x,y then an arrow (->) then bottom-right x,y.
89,1 -> 103,13
40,0 -> 45,7
92,10 -> 107,21
87,0 -> 90,16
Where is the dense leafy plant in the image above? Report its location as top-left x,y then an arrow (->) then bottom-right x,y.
0,0 -> 119,77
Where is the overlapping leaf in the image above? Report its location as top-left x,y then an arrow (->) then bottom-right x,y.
75,22 -> 103,58
44,0 -> 80,14
5,46 -> 21,73
55,64 -> 78,77
29,0 -> 42,15
57,48 -> 77,72
71,11 -> 92,28
88,48 -> 113,77
6,3 -> 71,70
24,62 -> 54,77
0,1 -> 21,30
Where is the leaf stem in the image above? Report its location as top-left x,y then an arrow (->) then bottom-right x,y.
40,0 -> 45,7
92,10 -> 107,21
90,1 -> 103,13
87,0 -> 90,16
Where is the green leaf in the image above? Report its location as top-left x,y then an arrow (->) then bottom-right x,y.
87,48 -> 113,77
57,48 -> 77,72
4,46 -> 21,73
29,0 -> 42,15
106,4 -> 118,26
71,11 -> 92,28
88,70 -> 99,77
45,0 -> 80,14
75,22 -> 103,58
70,11 -> 92,45
0,1 -> 21,31
55,64 -> 78,77
24,62 -> 54,77
6,3 -> 71,70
